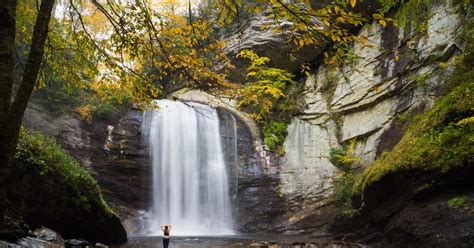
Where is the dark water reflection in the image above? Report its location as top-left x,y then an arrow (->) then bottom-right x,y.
113,235 -> 368,248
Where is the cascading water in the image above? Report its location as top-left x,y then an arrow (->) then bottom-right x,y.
141,99 -> 235,236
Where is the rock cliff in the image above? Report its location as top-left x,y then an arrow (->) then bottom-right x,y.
23,100 -> 149,233
278,0 -> 466,221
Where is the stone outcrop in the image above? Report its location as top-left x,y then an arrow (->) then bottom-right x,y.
8,147 -> 128,244
0,227 -> 109,247
224,12 -> 327,83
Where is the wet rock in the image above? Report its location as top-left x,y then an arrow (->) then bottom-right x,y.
384,190 -> 474,247
0,236 -> 64,248
281,118 -> 338,205
249,241 -> 269,248
18,237 -> 63,248
33,227 -> 64,245
235,175 -> 287,232
65,238 -> 91,246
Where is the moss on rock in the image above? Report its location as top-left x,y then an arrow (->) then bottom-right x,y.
353,19 -> 474,204
8,129 -> 127,244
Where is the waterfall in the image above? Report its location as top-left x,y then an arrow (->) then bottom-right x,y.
142,100 -> 234,236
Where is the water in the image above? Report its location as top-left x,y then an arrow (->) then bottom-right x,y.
115,235 -> 360,248
141,100 -> 234,236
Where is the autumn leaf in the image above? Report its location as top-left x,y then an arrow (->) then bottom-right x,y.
349,0 -> 356,8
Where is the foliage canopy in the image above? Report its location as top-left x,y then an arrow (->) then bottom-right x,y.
14,0 -> 396,109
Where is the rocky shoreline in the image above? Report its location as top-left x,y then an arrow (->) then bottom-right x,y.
0,227 -> 109,247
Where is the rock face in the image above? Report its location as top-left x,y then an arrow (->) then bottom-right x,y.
383,189 -> 474,247
278,0 -> 464,211
23,101 -> 150,234
224,13 -> 327,83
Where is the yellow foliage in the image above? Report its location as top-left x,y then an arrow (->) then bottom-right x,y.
235,50 -> 295,121
75,105 -> 93,123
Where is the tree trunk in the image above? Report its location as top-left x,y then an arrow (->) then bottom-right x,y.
0,0 -> 19,238
0,0 -> 55,238
0,0 -> 18,182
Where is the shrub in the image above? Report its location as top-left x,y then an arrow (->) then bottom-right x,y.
236,50 -> 304,153
75,104 -> 94,123
332,172 -> 356,205
263,121 -> 288,153
91,97 -> 131,121
236,50 -> 296,120
330,139 -> 360,171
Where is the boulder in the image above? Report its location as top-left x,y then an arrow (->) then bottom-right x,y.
65,238 -> 91,246
33,227 -> 64,246
8,131 -> 128,244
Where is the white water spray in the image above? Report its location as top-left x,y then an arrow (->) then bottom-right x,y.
141,100 -> 234,236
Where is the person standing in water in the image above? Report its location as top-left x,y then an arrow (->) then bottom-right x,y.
161,224 -> 171,248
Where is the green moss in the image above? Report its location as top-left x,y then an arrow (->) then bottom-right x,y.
14,129 -> 116,217
353,39 -> 474,197
354,80 -> 473,195
339,208 -> 360,220
329,206 -> 362,233
447,196 -> 470,208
